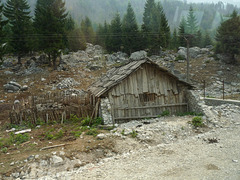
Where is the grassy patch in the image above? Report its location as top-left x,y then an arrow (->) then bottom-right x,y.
192,116 -> 204,128
0,133 -> 30,149
130,130 -> 138,138
44,129 -> 64,140
158,110 -> 170,117
86,128 -> 99,137
177,112 -> 203,117
175,55 -> 185,61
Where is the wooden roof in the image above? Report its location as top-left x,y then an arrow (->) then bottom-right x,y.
88,58 -> 193,97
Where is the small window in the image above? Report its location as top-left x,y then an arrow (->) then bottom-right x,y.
139,93 -> 156,102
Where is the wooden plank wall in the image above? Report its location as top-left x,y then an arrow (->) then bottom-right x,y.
108,63 -> 188,122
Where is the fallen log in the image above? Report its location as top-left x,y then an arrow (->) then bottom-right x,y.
40,144 -> 69,151
15,129 -> 31,135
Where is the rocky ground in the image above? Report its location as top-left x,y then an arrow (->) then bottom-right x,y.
0,44 -> 240,179
2,111 -> 239,180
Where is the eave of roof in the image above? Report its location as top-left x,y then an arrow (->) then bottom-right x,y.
88,58 -> 193,97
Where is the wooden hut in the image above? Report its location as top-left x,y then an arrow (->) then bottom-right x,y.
89,58 -> 193,124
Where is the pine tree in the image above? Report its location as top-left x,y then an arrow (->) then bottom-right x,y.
215,10 -> 240,63
186,6 -> 198,35
178,17 -> 187,47
34,0 -> 68,69
170,28 -> 179,50
0,0 -> 7,62
108,13 -> 122,53
194,30 -> 202,47
3,0 -> 31,64
68,28 -> 86,52
95,24 -> 104,47
103,21 -> 111,51
158,3 -> 170,49
142,0 -> 155,33
203,31 -> 212,47
142,0 -> 156,49
81,17 -> 95,44
122,2 -> 140,54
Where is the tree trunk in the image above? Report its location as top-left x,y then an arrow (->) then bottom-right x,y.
53,54 -> 57,70
48,53 -> 52,67
17,55 -> 22,65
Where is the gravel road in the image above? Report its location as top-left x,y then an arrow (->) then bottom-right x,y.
72,126 -> 240,180
37,121 -> 240,180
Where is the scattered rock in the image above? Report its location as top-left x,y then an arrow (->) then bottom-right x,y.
3,81 -> 22,92
56,78 -> 80,89
51,155 -> 64,166
21,85 -> 28,91
14,100 -> 20,104
130,51 -> 147,61
4,71 -> 14,75
107,52 -> 128,64
97,133 -> 106,140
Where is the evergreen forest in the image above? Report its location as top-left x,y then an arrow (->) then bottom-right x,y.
0,0 -> 240,68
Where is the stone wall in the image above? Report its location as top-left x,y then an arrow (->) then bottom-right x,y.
100,98 -> 113,125
204,98 -> 240,107
186,90 -> 205,114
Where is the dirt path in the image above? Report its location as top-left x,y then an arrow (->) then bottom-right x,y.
48,125 -> 240,180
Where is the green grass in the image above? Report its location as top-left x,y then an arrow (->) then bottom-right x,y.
130,130 -> 138,138
192,116 -> 204,127
158,110 -> 170,117
86,128 -> 99,137
0,133 -> 30,149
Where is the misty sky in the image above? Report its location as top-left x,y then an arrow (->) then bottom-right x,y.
187,0 -> 240,6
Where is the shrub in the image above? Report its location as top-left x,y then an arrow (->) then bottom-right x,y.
53,130 -> 64,140
81,117 -> 91,126
121,129 -> 125,136
69,114 -> 81,123
71,131 -> 82,138
1,147 -> 8,153
11,133 -> 30,145
81,117 -> 103,127
130,130 -> 138,138
175,55 -> 185,61
192,116 -> 203,127
158,110 -> 170,117
86,128 -> 99,137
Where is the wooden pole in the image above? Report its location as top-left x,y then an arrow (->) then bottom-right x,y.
223,80 -> 225,100
203,80 -> 206,98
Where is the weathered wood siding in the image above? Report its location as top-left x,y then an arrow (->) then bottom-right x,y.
108,63 -> 188,122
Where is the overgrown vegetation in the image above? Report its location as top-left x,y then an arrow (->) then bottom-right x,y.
177,112 -> 203,117
191,116 -> 204,127
86,128 -> 99,137
158,110 -> 170,117
130,130 -> 138,138
1,115 -> 105,154
0,133 -> 30,153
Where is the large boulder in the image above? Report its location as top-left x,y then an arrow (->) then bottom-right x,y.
177,47 -> 202,59
3,81 -> 22,92
177,47 -> 187,59
107,52 -> 128,63
85,43 -> 103,56
189,47 -> 201,58
130,51 -> 147,61
2,57 -> 16,68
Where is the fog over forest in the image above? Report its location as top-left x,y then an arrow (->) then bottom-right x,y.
1,0 -> 240,31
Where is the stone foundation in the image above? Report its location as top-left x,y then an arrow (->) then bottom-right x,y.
204,98 -> 240,107
186,90 -> 205,114
100,98 -> 113,125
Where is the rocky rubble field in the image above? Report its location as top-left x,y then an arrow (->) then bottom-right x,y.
1,100 -> 240,180
0,44 -> 240,179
